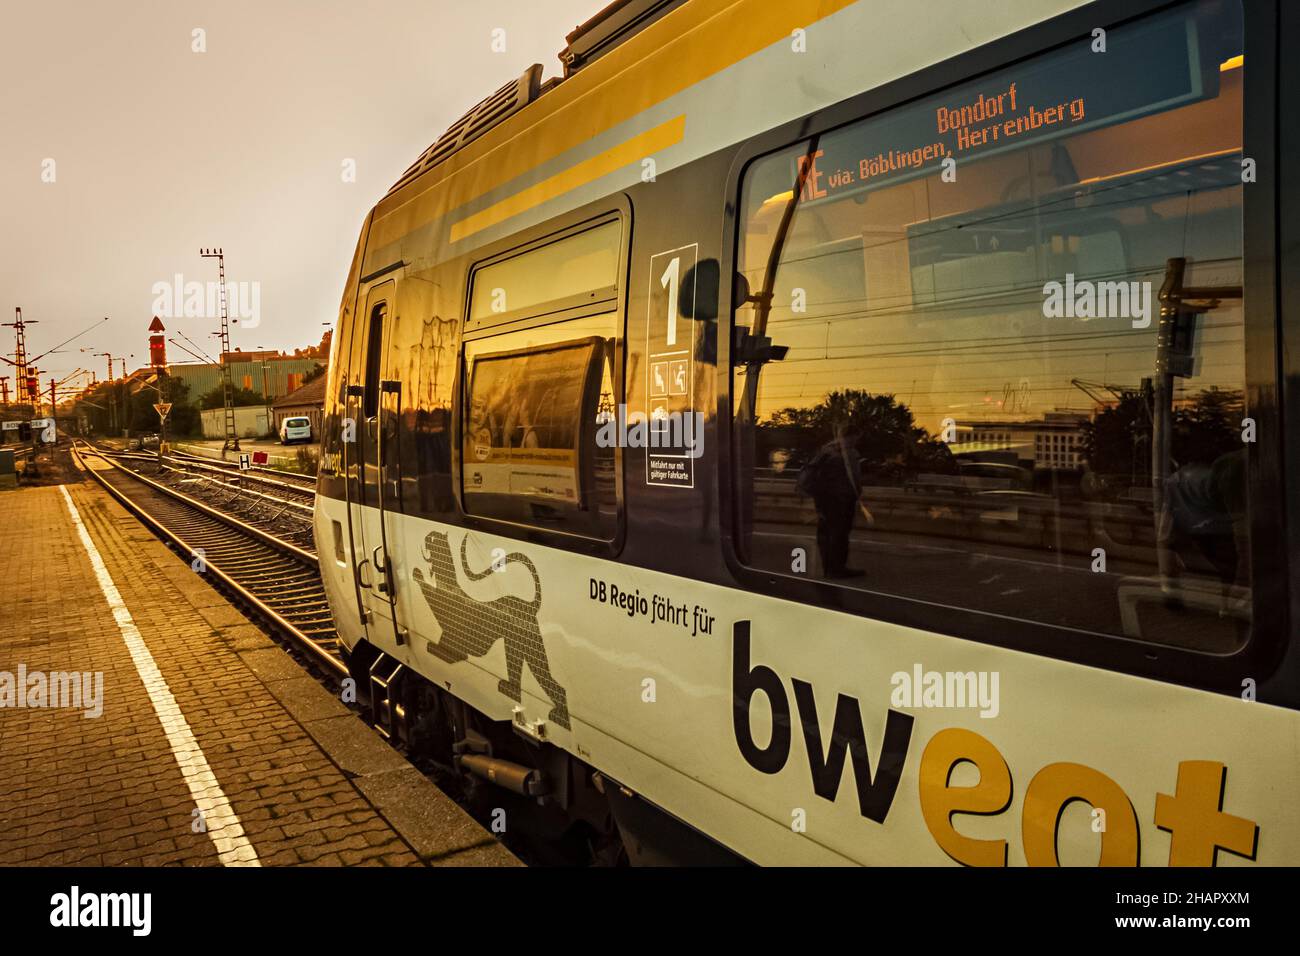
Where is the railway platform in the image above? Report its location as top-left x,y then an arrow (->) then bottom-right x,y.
0,477 -> 519,867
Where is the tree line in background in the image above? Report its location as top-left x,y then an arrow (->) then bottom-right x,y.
73,361 -> 324,438
757,386 -> 1246,496
75,376 -> 202,437
1078,386 -> 1244,492
760,389 -> 956,482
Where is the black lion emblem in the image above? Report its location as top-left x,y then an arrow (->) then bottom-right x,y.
412,530 -> 569,730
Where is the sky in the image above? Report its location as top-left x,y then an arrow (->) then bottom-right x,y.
0,0 -> 605,381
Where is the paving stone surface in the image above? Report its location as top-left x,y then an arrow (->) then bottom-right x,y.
0,480 -> 518,867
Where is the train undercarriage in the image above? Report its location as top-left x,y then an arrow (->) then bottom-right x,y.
343,640 -> 745,866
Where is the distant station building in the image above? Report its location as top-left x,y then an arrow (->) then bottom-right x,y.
948,410 -> 1090,471
165,329 -> 329,403
167,350 -> 324,403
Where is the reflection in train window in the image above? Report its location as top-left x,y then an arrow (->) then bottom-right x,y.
462,314 -> 619,539
363,302 -> 386,419
468,219 -> 621,327
732,0 -> 1250,652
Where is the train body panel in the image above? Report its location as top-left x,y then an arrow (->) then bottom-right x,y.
316,496 -> 1300,865
316,0 -> 1300,864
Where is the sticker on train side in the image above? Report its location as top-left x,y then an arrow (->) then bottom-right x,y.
645,243 -> 699,489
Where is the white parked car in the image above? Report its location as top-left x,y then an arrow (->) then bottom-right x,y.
279,416 -> 312,445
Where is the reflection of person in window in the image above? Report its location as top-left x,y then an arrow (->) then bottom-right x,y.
1158,447 -> 1248,611
803,427 -> 866,579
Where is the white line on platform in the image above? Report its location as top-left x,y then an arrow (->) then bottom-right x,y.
59,485 -> 261,867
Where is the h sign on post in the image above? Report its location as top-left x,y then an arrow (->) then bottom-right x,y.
238,453 -> 251,471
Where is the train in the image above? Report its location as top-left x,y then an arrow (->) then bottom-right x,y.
314,0 -> 1300,864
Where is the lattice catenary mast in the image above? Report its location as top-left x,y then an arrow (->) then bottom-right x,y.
200,248 -> 240,452
3,307 -> 39,404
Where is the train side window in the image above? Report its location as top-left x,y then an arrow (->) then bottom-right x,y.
461,217 -> 623,540
363,302 -> 386,419
731,0 -> 1253,654
468,219 -> 621,331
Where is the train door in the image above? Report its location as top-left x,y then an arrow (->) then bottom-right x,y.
351,279 -> 405,652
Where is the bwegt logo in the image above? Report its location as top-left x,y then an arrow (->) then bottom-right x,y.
151,273 -> 261,328
596,404 -> 704,458
0,666 -> 102,718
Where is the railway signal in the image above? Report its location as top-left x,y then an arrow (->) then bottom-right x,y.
148,315 -> 167,368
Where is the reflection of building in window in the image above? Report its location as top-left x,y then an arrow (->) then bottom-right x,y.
949,411 -> 1088,470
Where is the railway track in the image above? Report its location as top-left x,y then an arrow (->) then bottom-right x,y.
73,441 -> 344,675
169,447 -> 318,487
105,448 -> 315,543
72,440 -> 543,864
162,449 -> 318,508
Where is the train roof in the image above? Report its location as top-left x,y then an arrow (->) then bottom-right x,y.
386,0 -> 688,197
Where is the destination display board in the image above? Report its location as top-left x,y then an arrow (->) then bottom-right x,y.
790,8 -> 1215,203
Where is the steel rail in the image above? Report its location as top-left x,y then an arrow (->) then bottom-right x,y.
154,462 -> 315,516
103,446 -> 317,503
168,447 -> 318,488
73,441 -> 345,678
